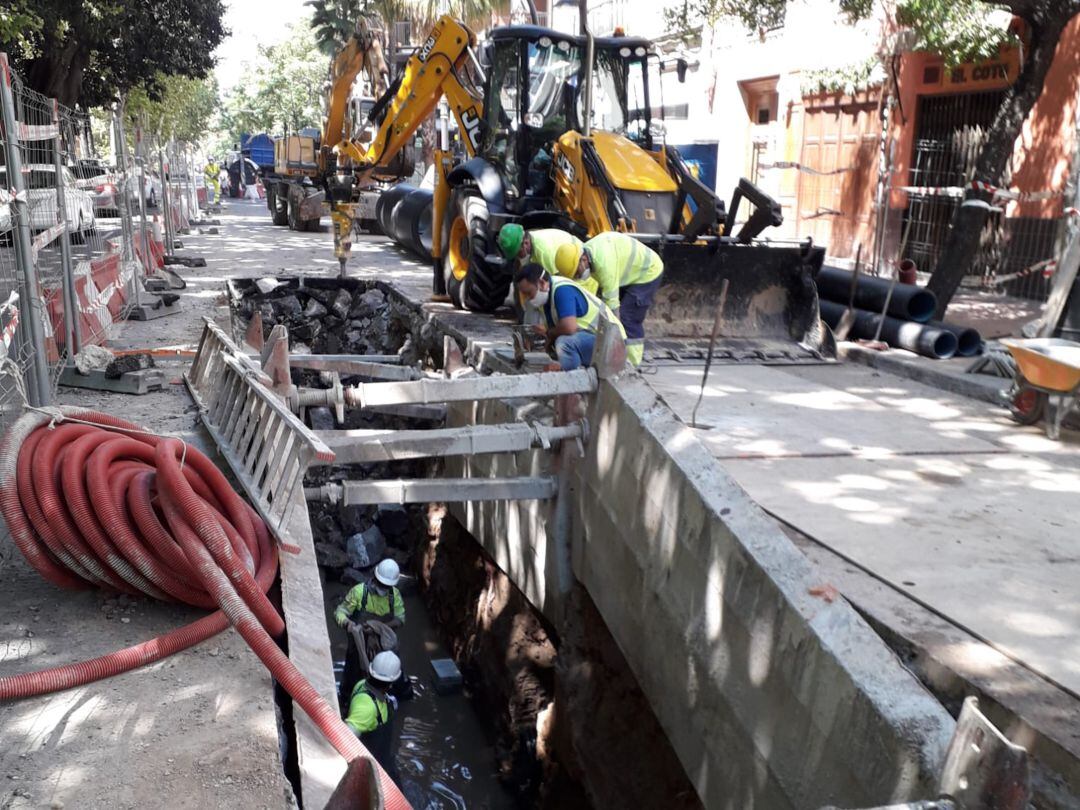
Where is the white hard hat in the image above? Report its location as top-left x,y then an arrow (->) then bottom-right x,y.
369,651 -> 402,683
374,558 -> 400,587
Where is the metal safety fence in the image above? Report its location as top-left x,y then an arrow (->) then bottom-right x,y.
0,53 -> 203,428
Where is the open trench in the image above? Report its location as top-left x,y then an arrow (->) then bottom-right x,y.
232,277 -> 702,809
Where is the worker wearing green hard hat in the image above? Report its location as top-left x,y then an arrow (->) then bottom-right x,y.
497,224 -> 598,295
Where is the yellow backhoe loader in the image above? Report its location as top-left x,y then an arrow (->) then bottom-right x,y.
321,15 -> 831,358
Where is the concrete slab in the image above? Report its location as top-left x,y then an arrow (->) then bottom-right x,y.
721,452 -> 1080,698
647,364 -> 1003,459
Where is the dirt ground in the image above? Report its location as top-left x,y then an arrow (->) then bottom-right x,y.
0,199 -> 372,810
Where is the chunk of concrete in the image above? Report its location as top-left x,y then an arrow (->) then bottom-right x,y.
303,298 -> 328,320
255,277 -> 281,295
346,526 -> 386,570
331,289 -> 353,320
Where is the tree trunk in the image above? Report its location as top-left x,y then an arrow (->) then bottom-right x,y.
927,10 -> 1074,318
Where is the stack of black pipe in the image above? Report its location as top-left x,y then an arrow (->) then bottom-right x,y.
377,183 -> 434,262
815,267 -> 982,360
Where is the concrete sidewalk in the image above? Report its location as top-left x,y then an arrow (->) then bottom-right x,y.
0,200 -> 330,810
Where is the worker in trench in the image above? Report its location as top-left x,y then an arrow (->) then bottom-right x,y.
496,224 -> 599,295
334,558 -> 407,711
514,262 -> 625,371
555,232 -> 664,366
345,650 -> 403,782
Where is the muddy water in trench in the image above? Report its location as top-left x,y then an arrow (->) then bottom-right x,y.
323,579 -> 517,810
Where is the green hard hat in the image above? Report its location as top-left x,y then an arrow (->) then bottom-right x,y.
497,223 -> 524,260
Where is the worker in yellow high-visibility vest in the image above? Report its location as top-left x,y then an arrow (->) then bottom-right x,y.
497,224 -> 599,296
555,232 -> 663,366
514,263 -> 625,371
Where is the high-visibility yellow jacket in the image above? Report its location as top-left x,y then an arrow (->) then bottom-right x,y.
333,582 -> 405,627
543,276 -> 626,340
583,231 -> 663,311
345,679 -> 392,735
528,229 -> 599,296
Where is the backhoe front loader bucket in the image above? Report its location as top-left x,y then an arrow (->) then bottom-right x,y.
646,240 -> 833,362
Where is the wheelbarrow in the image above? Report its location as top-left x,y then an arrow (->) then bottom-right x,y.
1000,338 -> 1080,440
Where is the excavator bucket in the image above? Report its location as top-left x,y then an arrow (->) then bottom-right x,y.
646,240 -> 834,363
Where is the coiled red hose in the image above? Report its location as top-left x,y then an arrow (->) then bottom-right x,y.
0,408 -> 410,809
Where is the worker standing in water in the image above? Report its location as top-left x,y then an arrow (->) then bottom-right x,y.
345,650 -> 402,782
514,263 -> 625,371
497,224 -> 599,295
334,558 -> 405,711
555,232 -> 664,366
203,156 -> 221,207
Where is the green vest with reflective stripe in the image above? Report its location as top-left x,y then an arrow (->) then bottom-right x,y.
544,276 -> 626,339
584,232 -> 664,310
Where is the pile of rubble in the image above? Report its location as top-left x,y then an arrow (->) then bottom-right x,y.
234,278 -> 409,357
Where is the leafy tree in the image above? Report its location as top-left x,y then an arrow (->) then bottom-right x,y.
125,75 -> 220,144
217,22 -> 328,147
669,0 -> 1080,315
1,0 -> 227,109
0,0 -> 42,58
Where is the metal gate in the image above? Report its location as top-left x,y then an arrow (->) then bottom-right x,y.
902,90 -> 1060,300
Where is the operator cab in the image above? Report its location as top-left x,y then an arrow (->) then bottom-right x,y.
584,36 -> 658,150
480,26 -> 584,209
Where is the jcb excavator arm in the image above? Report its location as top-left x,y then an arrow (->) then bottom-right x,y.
337,15 -> 484,176
320,16 -> 390,172
326,14 -> 486,274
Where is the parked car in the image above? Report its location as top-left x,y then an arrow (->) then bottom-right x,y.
0,165 -> 97,244
127,171 -> 162,209
71,158 -> 111,182
82,174 -> 122,215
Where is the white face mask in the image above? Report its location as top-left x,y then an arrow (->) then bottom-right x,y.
577,265 -> 591,281
527,289 -> 549,309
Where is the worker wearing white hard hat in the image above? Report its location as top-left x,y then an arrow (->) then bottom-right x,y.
334,557 -> 405,710
345,650 -> 402,780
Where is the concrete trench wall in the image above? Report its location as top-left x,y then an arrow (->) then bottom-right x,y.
445,372 -> 957,809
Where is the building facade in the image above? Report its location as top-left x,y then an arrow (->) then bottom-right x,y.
551,0 -> 1079,299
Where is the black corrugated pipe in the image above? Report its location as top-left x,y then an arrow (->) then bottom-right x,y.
376,184 -> 416,237
929,321 -> 983,357
391,188 -> 434,262
820,300 -> 959,359
816,267 -> 937,324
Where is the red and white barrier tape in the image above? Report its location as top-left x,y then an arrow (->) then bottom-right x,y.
30,222 -> 66,263
15,122 -> 60,141
965,257 -> 1057,289
758,161 -> 854,176
896,179 -> 1063,203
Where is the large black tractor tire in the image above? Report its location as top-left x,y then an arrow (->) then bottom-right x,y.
287,192 -> 303,231
442,188 -> 509,313
270,186 -> 288,226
